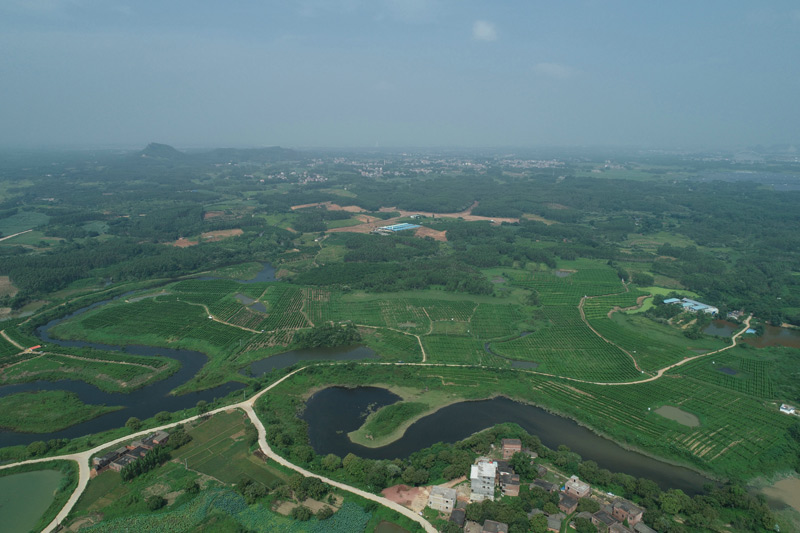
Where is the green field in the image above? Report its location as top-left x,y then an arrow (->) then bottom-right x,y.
172,411 -> 286,488
0,390 -> 122,433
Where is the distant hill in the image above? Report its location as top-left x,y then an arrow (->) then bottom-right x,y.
138,143 -> 186,160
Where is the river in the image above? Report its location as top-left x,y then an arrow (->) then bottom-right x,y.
0,263 -> 371,447
302,386 -> 710,494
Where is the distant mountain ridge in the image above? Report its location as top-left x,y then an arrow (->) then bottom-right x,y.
136,143 -> 300,163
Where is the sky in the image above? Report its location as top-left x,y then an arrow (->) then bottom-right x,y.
0,1 -> 798,149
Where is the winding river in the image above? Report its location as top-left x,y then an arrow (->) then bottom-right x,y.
0,264 -> 371,447
303,386 -> 711,494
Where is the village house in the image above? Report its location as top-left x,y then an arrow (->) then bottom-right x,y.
428,486 -> 457,513
470,460 -> 497,501
91,431 -> 170,477
780,404 -> 796,415
449,508 -> 466,528
612,499 -> 644,526
592,510 -> 618,529
532,479 -> 558,493
564,475 -> 591,498
559,492 -> 579,514
499,473 -> 520,497
482,519 -> 509,533
501,438 -> 522,460
547,516 -> 562,532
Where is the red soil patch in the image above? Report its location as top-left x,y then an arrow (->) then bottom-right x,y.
203,211 -> 225,219
415,226 -> 447,242
201,229 -> 243,241
381,484 -> 426,509
171,238 -> 198,248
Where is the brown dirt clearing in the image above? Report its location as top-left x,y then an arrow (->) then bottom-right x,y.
0,276 -> 18,298
170,238 -> 198,248
201,228 -> 243,241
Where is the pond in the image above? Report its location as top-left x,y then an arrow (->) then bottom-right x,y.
302,387 -> 710,494
0,469 -> 63,533
704,320 -> 800,348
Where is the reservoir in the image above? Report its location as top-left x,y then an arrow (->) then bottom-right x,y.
303,386 -> 710,494
0,469 -> 63,533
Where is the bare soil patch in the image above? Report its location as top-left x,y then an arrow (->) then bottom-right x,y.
201,228 -> 243,241
0,276 -> 18,298
381,484 -> 429,512
414,226 -> 447,241
655,405 -> 700,427
170,238 -> 198,248
203,211 -> 224,219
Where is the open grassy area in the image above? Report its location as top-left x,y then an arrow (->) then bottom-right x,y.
0,390 -> 122,433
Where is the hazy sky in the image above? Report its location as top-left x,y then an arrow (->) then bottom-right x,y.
1,1 -> 798,149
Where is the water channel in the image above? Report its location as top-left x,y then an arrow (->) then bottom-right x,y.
302,386 -> 711,494
0,263 -> 371,447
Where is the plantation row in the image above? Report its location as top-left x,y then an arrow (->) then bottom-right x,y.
675,353 -> 776,399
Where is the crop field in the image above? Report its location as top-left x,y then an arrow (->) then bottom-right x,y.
673,350 -> 775,398
173,411 -> 284,488
470,303 -> 527,339
422,335 -> 507,366
53,299 -> 255,356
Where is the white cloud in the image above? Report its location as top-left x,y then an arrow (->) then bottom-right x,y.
533,62 -> 577,79
472,20 -> 497,42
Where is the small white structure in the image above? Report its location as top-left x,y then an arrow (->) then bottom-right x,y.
470,460 -> 497,501
780,404 -> 796,415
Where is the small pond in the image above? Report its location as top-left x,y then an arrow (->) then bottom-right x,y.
0,469 -> 63,533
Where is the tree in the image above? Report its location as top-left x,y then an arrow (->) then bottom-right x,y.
529,514 -> 548,533
196,400 -> 209,414
125,417 -> 142,432
316,506 -> 334,520
660,488 -> 690,515
147,495 -> 166,511
573,516 -> 597,533
543,502 -> 559,515
155,411 -> 171,423
322,453 -> 342,471
183,479 -> 199,495
26,441 -> 48,456
291,505 -> 313,521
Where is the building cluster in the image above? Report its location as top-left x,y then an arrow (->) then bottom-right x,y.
90,430 -> 169,477
429,437 -> 653,533
663,297 -> 719,315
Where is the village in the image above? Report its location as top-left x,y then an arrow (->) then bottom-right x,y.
90,430 -> 170,477
418,439 -> 653,533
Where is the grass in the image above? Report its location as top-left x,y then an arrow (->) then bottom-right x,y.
0,210 -> 49,236
0,390 -> 122,432
0,350 -> 179,393
353,401 -> 428,441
